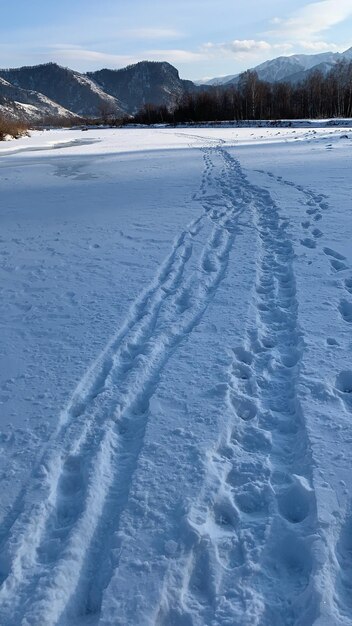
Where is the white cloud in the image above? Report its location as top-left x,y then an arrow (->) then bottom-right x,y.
202,39 -> 272,55
269,0 -> 352,40
143,40 -> 294,66
200,39 -> 293,62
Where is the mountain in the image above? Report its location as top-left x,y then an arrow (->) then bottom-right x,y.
248,51 -> 339,84
0,63 -> 124,118
196,74 -> 237,86
0,61 -> 195,121
280,61 -> 338,86
2,45 -> 352,125
0,76 -> 77,122
201,46 -> 352,86
88,61 -> 194,114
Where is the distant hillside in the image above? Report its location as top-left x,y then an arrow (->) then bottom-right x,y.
0,61 -> 196,122
0,63 -> 123,118
88,61 -> 194,114
0,76 -> 77,122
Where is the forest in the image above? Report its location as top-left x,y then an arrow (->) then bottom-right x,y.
134,60 -> 352,124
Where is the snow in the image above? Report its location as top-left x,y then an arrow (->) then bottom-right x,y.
13,102 -> 39,112
72,72 -> 122,109
0,96 -> 76,124
1,124 -> 352,626
0,77 -> 12,87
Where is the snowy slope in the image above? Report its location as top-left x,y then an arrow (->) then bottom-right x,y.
252,50 -> 339,82
0,76 -> 78,122
201,46 -> 352,85
1,125 -> 352,625
0,64 -> 124,117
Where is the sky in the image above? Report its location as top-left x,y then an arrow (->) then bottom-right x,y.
1,0 -> 352,80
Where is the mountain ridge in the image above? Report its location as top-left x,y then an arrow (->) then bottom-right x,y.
200,46 -> 352,86
1,45 -> 352,123
0,63 -> 124,118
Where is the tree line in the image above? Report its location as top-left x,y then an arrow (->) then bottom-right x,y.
134,60 -> 352,124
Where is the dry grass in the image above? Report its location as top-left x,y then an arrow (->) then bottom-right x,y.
0,116 -> 29,140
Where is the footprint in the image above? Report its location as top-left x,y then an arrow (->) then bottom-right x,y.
312,228 -> 323,239
216,535 -> 245,569
211,228 -> 225,249
330,259 -> 348,272
189,541 -> 216,600
323,248 -> 346,261
38,454 -> 86,565
176,288 -> 192,313
235,427 -> 271,454
336,371 -> 352,393
59,455 -> 84,497
277,475 -> 313,524
301,221 -> 310,230
202,253 -> 218,273
280,349 -> 300,368
335,371 -> 352,410
236,483 -> 269,515
339,300 -> 352,323
213,496 -> 239,529
300,238 -> 316,249
264,530 -> 312,592
327,337 -> 339,346
345,278 -> 352,294
229,395 -> 257,421
232,347 -> 254,365
232,362 -> 252,381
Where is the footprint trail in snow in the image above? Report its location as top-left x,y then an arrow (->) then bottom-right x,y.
1,131 -> 347,626
154,146 -> 322,626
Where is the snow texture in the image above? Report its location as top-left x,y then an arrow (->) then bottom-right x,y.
1,124 -> 352,625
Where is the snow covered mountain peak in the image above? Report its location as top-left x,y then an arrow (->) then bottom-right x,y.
200,45 -> 352,86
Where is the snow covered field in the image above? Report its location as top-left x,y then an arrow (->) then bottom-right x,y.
1,124 -> 352,626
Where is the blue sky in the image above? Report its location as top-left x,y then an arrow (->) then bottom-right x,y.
1,0 -> 352,79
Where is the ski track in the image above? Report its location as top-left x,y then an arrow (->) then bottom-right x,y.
155,148 -> 322,626
0,140 -> 247,626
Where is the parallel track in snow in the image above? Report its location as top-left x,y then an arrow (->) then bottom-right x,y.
0,133 -> 327,626
154,146 -> 322,626
0,142 -> 246,626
